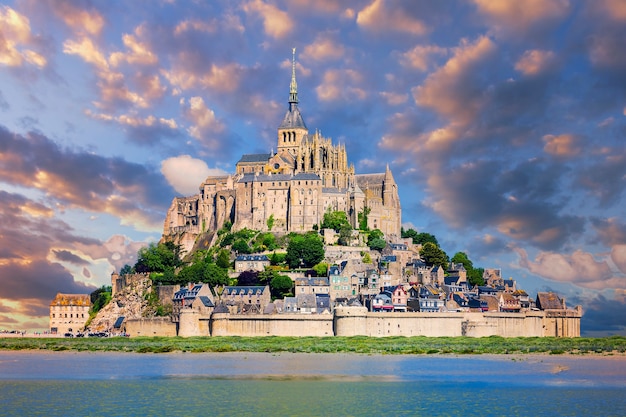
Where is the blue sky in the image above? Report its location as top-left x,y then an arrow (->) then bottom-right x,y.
0,0 -> 625,335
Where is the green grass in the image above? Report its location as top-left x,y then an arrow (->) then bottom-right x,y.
1,335 -> 625,355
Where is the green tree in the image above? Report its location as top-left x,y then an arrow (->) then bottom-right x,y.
451,252 -> 473,271
320,209 -> 350,232
266,214 -> 275,231
232,238 -> 251,254
120,264 -> 133,275
338,224 -> 353,246
401,228 -> 439,246
89,286 -> 112,314
469,267 -> 485,287
358,206 -> 371,231
270,252 -> 287,266
362,252 -> 372,264
253,232 -> 277,252
312,262 -> 329,277
258,269 -> 276,285
216,249 -> 231,269
369,237 -> 386,252
200,263 -> 230,287
270,274 -> 293,299
367,229 -> 384,245
420,242 -> 448,268
285,232 -> 325,268
135,241 -> 183,273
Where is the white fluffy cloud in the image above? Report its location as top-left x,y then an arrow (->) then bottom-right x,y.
161,155 -> 226,195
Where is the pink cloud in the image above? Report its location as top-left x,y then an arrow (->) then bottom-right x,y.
473,0 -> 570,34
0,6 -> 47,68
357,0 -> 428,35
515,49 -> 556,76
516,247 -> 621,290
542,134 -> 583,157
413,36 -> 497,125
242,0 -> 293,39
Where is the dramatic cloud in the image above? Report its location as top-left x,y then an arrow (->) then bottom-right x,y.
414,35 -> 497,125
516,248 -> 621,290
0,125 -> 171,231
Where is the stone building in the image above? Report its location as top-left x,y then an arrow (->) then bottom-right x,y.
49,293 -> 91,335
163,50 -> 401,254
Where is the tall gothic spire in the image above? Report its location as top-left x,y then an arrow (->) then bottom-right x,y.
279,48 -> 307,130
289,47 -> 298,107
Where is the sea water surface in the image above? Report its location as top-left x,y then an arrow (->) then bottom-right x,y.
0,351 -> 625,416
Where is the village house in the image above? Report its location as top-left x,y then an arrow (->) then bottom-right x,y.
172,283 -> 215,323
49,293 -> 91,335
220,285 -> 271,314
234,254 -> 270,273
294,277 -> 330,296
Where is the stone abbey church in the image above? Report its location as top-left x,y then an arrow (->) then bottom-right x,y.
163,52 -> 401,252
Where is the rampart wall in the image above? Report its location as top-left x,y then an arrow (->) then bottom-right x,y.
170,306 -> 581,338
211,313 -> 334,337
125,317 -> 177,337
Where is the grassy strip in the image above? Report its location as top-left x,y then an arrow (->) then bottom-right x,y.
1,336 -> 625,355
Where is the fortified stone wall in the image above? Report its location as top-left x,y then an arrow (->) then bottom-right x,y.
136,306 -> 581,338
124,317 -> 177,337
210,313 -> 334,337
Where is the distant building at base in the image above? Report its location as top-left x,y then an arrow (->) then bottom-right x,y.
49,293 -> 91,335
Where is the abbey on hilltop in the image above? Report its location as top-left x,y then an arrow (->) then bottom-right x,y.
163,50 -> 401,252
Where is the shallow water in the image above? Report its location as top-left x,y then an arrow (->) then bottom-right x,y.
0,352 -> 624,416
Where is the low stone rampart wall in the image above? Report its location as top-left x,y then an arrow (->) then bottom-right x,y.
125,317 -> 177,337
210,313 -> 334,337
333,307 -> 580,338
134,307 -> 581,338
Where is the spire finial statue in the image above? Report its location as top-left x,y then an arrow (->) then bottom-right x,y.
289,47 -> 298,105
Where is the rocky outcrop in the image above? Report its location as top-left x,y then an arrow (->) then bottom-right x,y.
88,275 -> 158,332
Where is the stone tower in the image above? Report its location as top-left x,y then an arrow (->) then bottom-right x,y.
277,48 -> 307,156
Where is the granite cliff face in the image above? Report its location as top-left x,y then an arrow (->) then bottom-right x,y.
88,275 -> 155,332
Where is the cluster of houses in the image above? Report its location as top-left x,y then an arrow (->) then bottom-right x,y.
50,238 -> 571,335
168,241 -> 568,322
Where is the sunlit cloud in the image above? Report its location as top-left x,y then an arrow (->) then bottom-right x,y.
413,36 -> 496,125
63,36 -> 108,70
303,33 -> 347,62
242,0 -> 293,39
316,69 -> 366,102
161,155 -> 227,195
357,0 -> 428,35
542,134 -> 583,158
50,0 -> 105,36
109,25 -> 158,67
473,0 -> 570,34
515,49 -> 556,76
515,247 -> 622,290
180,97 -> 226,150
400,44 -> 447,72
0,6 -> 47,68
